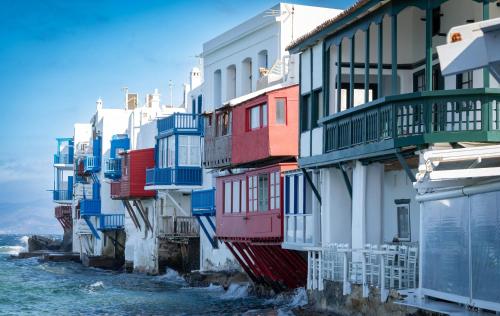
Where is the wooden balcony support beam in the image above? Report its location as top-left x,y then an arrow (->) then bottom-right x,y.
338,163 -> 353,198
396,151 -> 417,183
301,168 -> 321,205
132,200 -> 153,232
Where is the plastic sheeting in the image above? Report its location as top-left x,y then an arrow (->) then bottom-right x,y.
421,191 -> 500,310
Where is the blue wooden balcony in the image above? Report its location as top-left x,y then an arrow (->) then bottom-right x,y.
53,153 -> 74,165
158,113 -> 204,136
302,89 -> 500,167
80,199 -> 101,216
98,214 -> 124,231
84,156 -> 101,173
53,189 -> 72,202
54,138 -> 74,166
192,188 -> 216,216
146,167 -> 202,186
104,158 -> 122,179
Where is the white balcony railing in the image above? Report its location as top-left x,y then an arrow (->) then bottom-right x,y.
309,243 -> 419,302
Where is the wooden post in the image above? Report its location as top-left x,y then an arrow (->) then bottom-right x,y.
350,35 -> 355,108
365,27 -> 370,103
425,1 -> 433,91
337,42 -> 342,112
377,21 -> 383,98
391,13 -> 398,95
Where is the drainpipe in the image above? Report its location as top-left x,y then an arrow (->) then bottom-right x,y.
416,181 -> 500,202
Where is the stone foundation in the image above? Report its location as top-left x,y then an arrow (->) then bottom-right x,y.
158,237 -> 200,274
307,281 -> 421,316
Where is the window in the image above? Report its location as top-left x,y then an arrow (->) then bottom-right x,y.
216,111 -> 231,136
167,136 -> 175,167
248,176 -> 257,212
258,174 -> 269,212
191,98 -> 196,114
224,182 -> 232,213
232,181 -> 240,213
178,135 -> 200,166
197,95 -> 202,114
396,200 -> 411,241
413,70 -> 425,92
300,94 -> 311,132
275,98 -> 286,124
241,179 -> 247,212
413,65 -> 444,92
270,171 -> 280,210
311,89 -> 323,129
248,104 -> 268,130
457,71 -> 473,89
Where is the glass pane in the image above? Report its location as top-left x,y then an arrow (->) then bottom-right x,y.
262,103 -> 268,127
276,99 -> 285,124
224,182 -> 232,213
258,174 -> 269,211
397,205 -> 410,240
167,136 -> 175,167
296,215 -> 304,244
233,181 -> 240,213
286,216 -> 295,243
241,180 -> 247,212
305,215 -> 313,244
250,107 -> 260,129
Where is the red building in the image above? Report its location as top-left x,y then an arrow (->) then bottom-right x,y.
203,84 -> 299,169
216,163 -> 306,289
111,148 -> 156,199
111,148 -> 156,231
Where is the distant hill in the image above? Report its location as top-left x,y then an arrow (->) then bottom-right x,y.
0,200 -> 61,234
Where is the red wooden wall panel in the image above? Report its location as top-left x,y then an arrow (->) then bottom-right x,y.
216,163 -> 297,240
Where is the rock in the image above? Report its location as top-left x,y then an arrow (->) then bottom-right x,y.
28,235 -> 62,252
184,270 -> 249,289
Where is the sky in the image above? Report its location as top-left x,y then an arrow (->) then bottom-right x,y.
0,0 -> 354,234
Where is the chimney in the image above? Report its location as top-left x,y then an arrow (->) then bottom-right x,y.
96,98 -> 103,111
190,67 -> 201,90
183,84 -> 190,109
151,88 -> 160,109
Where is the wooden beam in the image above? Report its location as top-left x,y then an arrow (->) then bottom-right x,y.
395,151 -> 417,183
377,21 -> 383,98
349,35 -> 355,109
338,163 -> 353,198
301,168 -> 321,205
391,13 -> 398,95
425,1 -> 433,91
364,27 -> 370,103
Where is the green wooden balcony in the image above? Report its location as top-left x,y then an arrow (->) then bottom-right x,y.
302,89 -> 500,167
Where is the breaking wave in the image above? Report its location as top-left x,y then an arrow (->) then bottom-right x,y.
220,283 -> 249,300
0,245 -> 24,255
155,268 -> 187,285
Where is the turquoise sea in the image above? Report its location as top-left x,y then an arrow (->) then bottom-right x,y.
0,234 -> 307,316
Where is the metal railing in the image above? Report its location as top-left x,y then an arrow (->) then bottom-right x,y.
84,156 -> 101,173
104,158 -> 122,179
53,190 -> 72,202
158,216 -> 199,237
322,89 -> 500,155
98,214 -> 124,230
54,153 -> 74,165
158,113 -> 204,135
191,188 -> 216,216
145,167 -> 202,186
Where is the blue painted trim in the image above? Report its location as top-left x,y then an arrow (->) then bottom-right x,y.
285,176 -> 290,214
293,175 -> 298,214
83,216 -> 101,239
195,216 -> 218,249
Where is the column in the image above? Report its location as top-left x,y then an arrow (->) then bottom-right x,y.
351,161 -> 367,250
349,35 -> 355,109
377,21 -> 383,98
425,2 -> 433,91
365,27 -> 370,103
337,42 -> 342,112
391,13 -> 398,95
483,0 -> 490,88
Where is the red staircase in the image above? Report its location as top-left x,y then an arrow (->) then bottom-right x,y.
55,205 -> 72,232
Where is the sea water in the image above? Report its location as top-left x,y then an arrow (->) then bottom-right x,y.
0,235 -> 307,315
